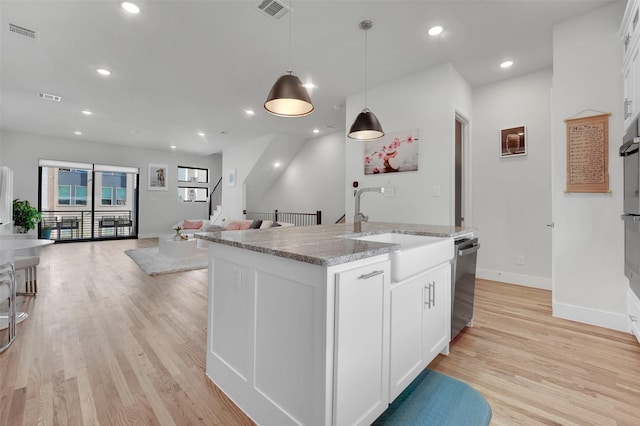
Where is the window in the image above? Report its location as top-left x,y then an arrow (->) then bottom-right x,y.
102,187 -> 113,205
178,166 -> 208,183
75,186 -> 87,205
58,185 -> 71,205
116,187 -> 127,205
178,186 -> 208,202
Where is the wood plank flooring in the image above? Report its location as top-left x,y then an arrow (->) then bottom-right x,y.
1,238 -> 639,425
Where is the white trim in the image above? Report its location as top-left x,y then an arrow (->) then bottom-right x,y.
95,164 -> 139,174
552,301 -> 630,332
39,159 -> 92,169
476,268 -> 551,290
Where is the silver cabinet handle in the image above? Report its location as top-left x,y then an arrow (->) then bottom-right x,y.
358,270 -> 384,280
630,314 -> 637,322
430,282 -> 435,307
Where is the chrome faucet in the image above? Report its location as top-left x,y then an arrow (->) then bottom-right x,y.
354,187 -> 384,232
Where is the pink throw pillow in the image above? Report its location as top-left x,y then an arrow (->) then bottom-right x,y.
224,221 -> 242,230
183,220 -> 203,230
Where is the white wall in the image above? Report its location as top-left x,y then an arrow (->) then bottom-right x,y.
253,132 -> 346,225
552,1 -> 628,331
472,69 -> 553,289
344,63 -> 472,227
0,129 -> 221,237
221,134 -> 272,220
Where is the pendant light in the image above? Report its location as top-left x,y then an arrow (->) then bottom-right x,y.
348,20 -> 384,140
264,0 -> 314,117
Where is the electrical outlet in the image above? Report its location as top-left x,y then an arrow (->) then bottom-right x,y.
383,186 -> 395,197
517,255 -> 525,265
433,186 -> 441,197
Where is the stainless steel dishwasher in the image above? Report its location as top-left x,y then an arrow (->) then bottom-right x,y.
451,237 -> 480,340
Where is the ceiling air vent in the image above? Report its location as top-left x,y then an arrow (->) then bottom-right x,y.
257,0 -> 289,20
9,23 -> 37,40
38,92 -> 62,102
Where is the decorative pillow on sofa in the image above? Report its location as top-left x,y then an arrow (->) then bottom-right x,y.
224,220 -> 253,230
260,220 -> 273,229
250,220 -> 263,229
183,219 -> 203,230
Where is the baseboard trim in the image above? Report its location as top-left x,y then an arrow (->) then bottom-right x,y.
552,301 -> 630,332
476,268 -> 551,290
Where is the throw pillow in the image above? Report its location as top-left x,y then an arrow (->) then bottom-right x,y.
239,220 -> 253,230
250,220 -> 263,229
271,222 -> 282,227
183,219 -> 203,230
224,221 -> 243,230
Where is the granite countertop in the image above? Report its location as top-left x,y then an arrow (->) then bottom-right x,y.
196,222 -> 474,267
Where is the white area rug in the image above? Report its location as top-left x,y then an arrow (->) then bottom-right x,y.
125,247 -> 207,276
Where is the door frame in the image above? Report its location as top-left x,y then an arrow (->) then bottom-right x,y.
454,110 -> 472,228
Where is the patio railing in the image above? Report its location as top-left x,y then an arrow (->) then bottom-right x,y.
40,210 -> 135,240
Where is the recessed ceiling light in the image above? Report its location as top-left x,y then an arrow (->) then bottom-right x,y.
303,83 -> 317,89
74,131 -> 82,135
313,129 -> 320,134
96,68 -> 111,76
81,110 -> 92,115
198,131 -> 206,136
500,60 -> 514,69
245,109 -> 255,116
274,162 -> 281,168
169,145 -> 177,149
121,2 -> 140,14
428,26 -> 443,36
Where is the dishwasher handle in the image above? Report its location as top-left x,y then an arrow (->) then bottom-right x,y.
457,239 -> 480,257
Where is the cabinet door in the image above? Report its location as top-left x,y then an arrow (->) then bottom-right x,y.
389,274 -> 426,401
210,258 -> 252,379
422,263 -> 451,364
333,260 -> 390,426
628,289 -> 640,345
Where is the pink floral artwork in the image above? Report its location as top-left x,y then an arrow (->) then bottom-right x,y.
363,129 -> 419,175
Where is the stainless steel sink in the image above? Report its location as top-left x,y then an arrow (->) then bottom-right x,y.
351,233 -> 454,282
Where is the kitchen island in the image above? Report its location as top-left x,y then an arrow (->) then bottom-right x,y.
196,222 -> 473,426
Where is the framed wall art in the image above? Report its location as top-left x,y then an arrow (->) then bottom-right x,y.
148,163 -> 168,191
363,129 -> 419,175
500,126 -> 526,157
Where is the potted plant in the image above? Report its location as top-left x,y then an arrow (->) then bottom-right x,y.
12,199 -> 42,233
41,223 -> 52,239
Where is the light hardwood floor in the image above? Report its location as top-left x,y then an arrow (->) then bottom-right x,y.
1,239 -> 639,425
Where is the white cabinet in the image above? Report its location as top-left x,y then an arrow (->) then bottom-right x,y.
623,42 -> 640,130
333,260 -> 390,426
389,262 -> 451,401
622,0 -> 640,131
628,289 -> 640,344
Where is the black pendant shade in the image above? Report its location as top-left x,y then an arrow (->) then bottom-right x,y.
264,73 -> 314,117
348,20 -> 384,141
348,108 -> 384,140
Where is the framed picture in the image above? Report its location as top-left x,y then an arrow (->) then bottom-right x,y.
226,169 -> 236,187
500,126 -> 526,157
148,163 -> 168,191
364,129 -> 419,175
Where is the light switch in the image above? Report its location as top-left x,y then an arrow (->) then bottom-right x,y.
433,186 -> 441,197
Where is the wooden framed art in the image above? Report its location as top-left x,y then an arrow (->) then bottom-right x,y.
565,113 -> 610,193
500,126 -> 526,157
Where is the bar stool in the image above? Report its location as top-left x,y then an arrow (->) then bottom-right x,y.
0,260 -> 16,353
14,255 -> 39,295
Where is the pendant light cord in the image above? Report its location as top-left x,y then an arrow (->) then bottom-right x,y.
287,0 -> 292,73
364,24 -> 368,108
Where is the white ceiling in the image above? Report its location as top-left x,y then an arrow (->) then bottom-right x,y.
0,0 -> 615,156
